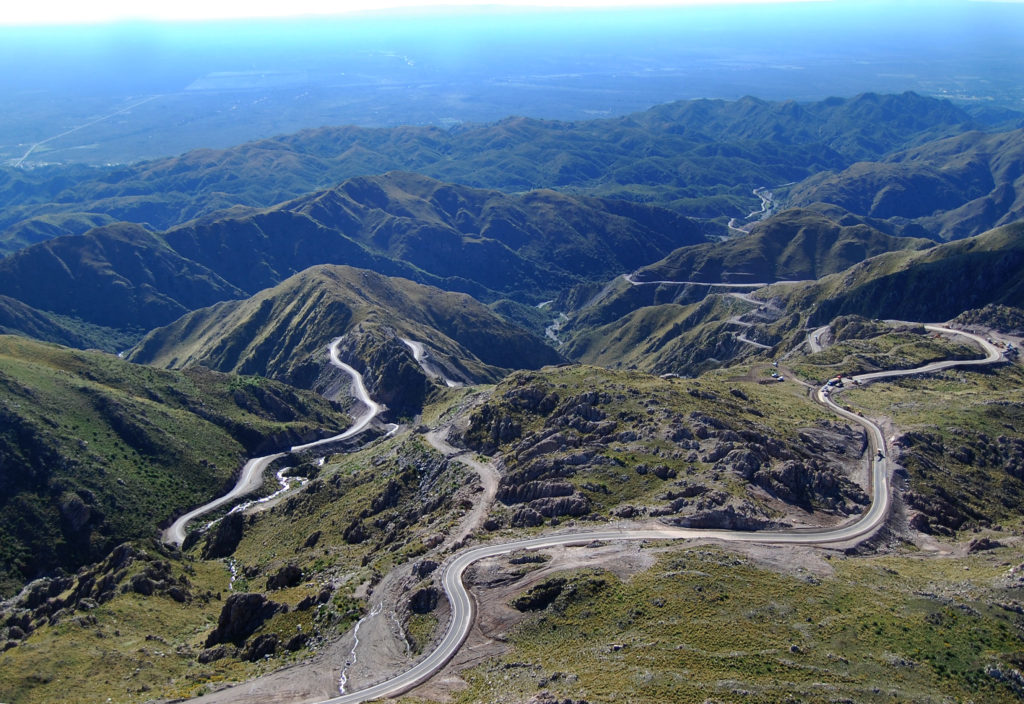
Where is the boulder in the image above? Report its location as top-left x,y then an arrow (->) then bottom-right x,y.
409,587 -> 439,614
202,512 -> 245,559
242,633 -> 279,661
266,564 -> 303,590
412,560 -> 439,579
205,593 -> 284,647
197,645 -> 228,663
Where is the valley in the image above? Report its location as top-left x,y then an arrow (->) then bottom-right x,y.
2,76 -> 1024,704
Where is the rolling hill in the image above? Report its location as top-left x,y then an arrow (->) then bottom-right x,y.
127,265 -> 564,415
0,92 -> 983,253
632,208 -> 935,284
0,335 -> 351,596
788,128 -> 1024,240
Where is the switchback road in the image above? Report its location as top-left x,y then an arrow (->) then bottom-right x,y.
313,325 -> 1004,704
163,337 -> 381,546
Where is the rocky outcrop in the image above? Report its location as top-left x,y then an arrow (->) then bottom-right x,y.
672,502 -> 781,531
197,645 -> 228,663
266,564 -> 303,590
202,512 -> 245,559
409,587 -> 439,614
510,507 -> 545,528
497,481 -> 574,504
529,495 -> 591,518
512,578 -> 566,612
205,593 -> 285,647
0,542 -> 197,647
242,633 -> 279,661
412,560 -> 439,579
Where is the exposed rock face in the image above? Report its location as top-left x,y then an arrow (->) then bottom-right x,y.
343,519 -> 369,545
510,507 -> 545,528
0,542 -> 196,645
197,645 -> 228,663
409,587 -> 439,614
671,503 -> 780,531
512,578 -> 566,612
202,512 -> 245,559
497,480 -> 574,504
242,633 -> 279,661
266,564 -> 303,590
412,560 -> 439,579
285,632 -> 309,651
464,371 -> 877,528
205,593 -> 285,647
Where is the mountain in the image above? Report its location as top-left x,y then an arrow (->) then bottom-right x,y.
562,295 -> 766,375
549,209 -> 939,375
788,128 -> 1024,240
0,174 -> 703,345
632,208 -> 935,284
0,212 -> 116,255
776,221 -> 1024,324
0,335 -> 351,596
162,171 -> 707,304
127,265 -> 564,415
0,222 -> 245,332
0,92 -> 980,253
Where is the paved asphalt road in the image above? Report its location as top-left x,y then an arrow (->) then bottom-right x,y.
164,337 -> 381,546
315,325 -> 1004,704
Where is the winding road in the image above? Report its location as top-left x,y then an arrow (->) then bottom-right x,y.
174,324 -> 1004,703
162,337 -> 382,546
312,325 -> 1004,704
400,338 -> 461,388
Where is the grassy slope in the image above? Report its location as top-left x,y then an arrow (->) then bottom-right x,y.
450,543 -> 1024,703
775,221 -> 1024,325
127,264 -> 563,389
633,208 -> 934,284
0,429 -> 472,703
0,335 -> 349,596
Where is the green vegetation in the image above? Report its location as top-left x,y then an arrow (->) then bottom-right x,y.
789,127 -> 1024,241
790,324 -> 980,384
776,222 -> 1024,325
0,92 -> 977,254
406,613 -> 439,656
127,265 -> 563,414
841,361 -> 1024,534
0,335 -> 350,595
0,429 -> 475,702
455,543 -> 1024,703
634,208 -> 933,284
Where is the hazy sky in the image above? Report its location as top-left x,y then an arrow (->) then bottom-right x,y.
1,0 -> 837,25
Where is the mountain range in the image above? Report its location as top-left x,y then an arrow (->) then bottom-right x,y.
0,91 -> 999,254
1,90 -> 1024,704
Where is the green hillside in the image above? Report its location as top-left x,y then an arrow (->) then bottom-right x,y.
0,336 -> 349,596
633,208 -> 934,284
128,265 -> 563,415
788,128 -> 1024,240
0,223 -> 245,332
776,222 -> 1024,324
0,92 -> 979,251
